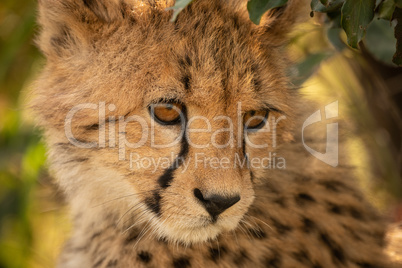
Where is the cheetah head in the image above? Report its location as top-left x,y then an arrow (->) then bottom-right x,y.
33,0 -> 303,245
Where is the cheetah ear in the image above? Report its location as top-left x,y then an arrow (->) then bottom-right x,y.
257,0 -> 309,46
36,0 -> 131,58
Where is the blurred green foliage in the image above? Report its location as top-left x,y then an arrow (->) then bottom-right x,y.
247,0 -> 289,24
0,0 -> 52,267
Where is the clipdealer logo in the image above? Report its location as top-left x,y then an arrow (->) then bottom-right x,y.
302,101 -> 339,167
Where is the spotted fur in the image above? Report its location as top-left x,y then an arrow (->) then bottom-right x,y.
32,0 -> 398,267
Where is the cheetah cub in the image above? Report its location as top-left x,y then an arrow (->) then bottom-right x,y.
33,0 -> 397,267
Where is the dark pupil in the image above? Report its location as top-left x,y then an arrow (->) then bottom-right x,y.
166,104 -> 173,110
250,111 -> 256,116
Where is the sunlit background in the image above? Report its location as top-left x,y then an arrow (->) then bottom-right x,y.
1,1 -> 401,267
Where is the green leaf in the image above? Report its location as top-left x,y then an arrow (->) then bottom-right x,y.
311,0 -> 344,12
375,0 -> 384,8
247,0 -> 288,25
396,0 -> 402,8
167,0 -> 193,22
365,18 -> 397,65
327,27 -> 348,51
292,52 -> 333,86
378,0 -> 396,21
393,8 -> 402,65
341,0 -> 376,48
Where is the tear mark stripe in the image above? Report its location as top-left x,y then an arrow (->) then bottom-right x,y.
145,191 -> 162,216
157,108 -> 189,189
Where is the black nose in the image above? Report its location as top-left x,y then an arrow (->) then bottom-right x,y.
194,188 -> 240,219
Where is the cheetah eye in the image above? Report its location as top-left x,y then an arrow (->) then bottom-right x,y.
243,110 -> 269,132
149,101 -> 184,125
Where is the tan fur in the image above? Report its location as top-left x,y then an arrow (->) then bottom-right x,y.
32,0 -> 397,267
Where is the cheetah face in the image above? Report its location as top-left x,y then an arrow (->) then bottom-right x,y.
34,0 -> 294,245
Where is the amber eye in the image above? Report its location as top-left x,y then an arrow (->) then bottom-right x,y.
149,102 -> 184,125
243,110 -> 269,131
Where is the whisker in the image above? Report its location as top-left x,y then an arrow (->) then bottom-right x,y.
239,220 -> 253,241
117,202 -> 144,226
91,190 -> 154,208
216,237 -> 221,260
246,214 -> 273,231
133,218 -> 154,250
236,221 -> 251,241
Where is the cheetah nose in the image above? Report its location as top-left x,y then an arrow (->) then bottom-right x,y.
193,188 -> 240,219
